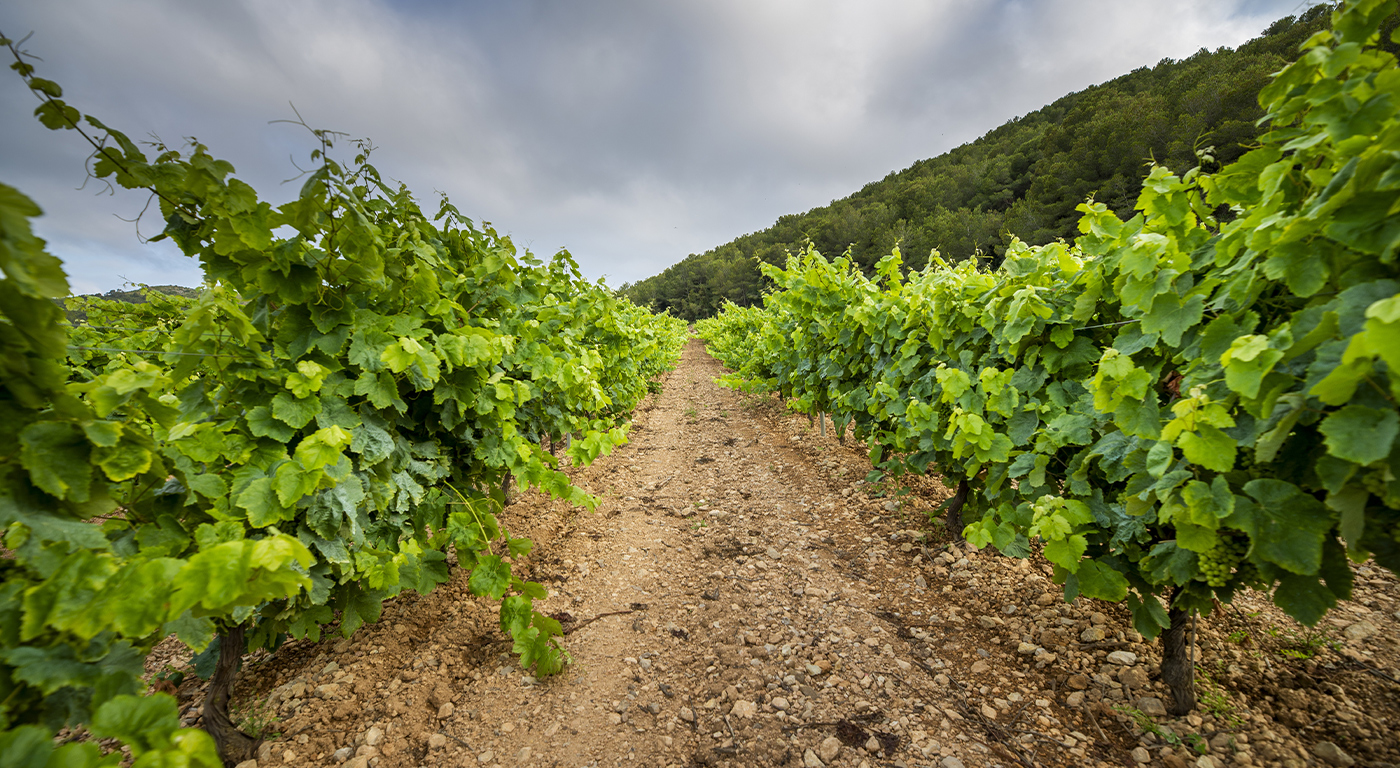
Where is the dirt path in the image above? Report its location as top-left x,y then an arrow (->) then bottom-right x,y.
180,339 -> 1400,768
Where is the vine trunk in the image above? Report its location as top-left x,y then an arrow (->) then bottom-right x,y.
1161,592 -> 1197,716
204,623 -> 261,767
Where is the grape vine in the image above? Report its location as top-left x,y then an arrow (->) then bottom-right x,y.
700,0 -> 1400,716
1,34 -> 685,767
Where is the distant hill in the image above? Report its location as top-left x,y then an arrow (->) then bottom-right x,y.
624,5 -> 1397,321
58,284 -> 200,324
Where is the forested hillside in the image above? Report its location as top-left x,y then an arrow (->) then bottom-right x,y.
624,5 -> 1395,320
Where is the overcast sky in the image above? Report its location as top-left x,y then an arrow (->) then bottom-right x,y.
1,0 -> 1315,295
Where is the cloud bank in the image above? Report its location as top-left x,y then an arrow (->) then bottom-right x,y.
0,0 -> 1313,293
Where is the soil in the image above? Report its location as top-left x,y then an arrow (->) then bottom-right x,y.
148,339 -> 1400,768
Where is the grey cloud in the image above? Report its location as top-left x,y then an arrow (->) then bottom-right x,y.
1,0 -> 1312,293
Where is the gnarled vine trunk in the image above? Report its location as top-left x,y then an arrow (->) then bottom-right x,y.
945,479 -> 970,540
1160,591 -> 1197,715
204,623 -> 261,767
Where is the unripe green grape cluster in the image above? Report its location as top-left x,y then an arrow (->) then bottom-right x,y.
1198,534 -> 1250,588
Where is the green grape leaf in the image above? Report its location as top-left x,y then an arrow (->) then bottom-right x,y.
82,420 -> 122,448
1175,522 -> 1218,553
163,612 -> 216,653
1145,441 -> 1174,478
1074,560 -> 1129,601
1116,395 -> 1162,440
468,554 -> 512,600
89,693 -> 179,755
507,537 -> 534,559
1177,425 -> 1236,473
273,462 -> 321,508
339,588 -> 387,637
1043,535 -> 1088,571
1236,480 -> 1332,574
170,537 -> 312,615
271,391 -> 322,428
1127,592 -> 1171,638
350,420 -> 395,465
247,405 -> 297,441
500,595 -> 533,635
1327,485 -> 1369,551
1272,572 -> 1337,625
1141,293 -> 1204,346
19,421 -> 93,502
293,426 -> 352,470
1318,405 -> 1399,465
236,476 -> 294,527
186,472 -> 228,500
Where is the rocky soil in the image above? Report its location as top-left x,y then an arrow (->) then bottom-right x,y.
150,339 -> 1400,768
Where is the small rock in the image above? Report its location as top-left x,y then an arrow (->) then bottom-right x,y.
818,736 -> 842,763
1312,741 -> 1356,767
1137,697 -> 1168,717
772,697 -> 790,711
281,751 -> 296,764
977,616 -> 1002,629
865,736 -> 882,752
343,759 -> 369,768
332,747 -> 353,762
806,664 -> 824,676
1343,621 -> 1377,643
1066,674 -> 1090,690
1208,732 -> 1234,752
1119,667 -> 1150,688
518,747 -> 533,761
1080,626 -> 1106,642
1195,756 -> 1216,768
1107,650 -> 1138,665
477,750 -> 495,764
732,700 -> 758,718
680,707 -> 695,722
428,733 -> 447,749
607,713 -> 623,725
437,702 -> 454,719
364,726 -> 384,747
980,703 -> 998,720
1017,642 -> 1039,655
970,661 -> 990,675
1131,746 -> 1151,763
234,761 -> 258,768
941,758 -> 965,768
803,748 -> 824,768
1066,691 -> 1085,707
